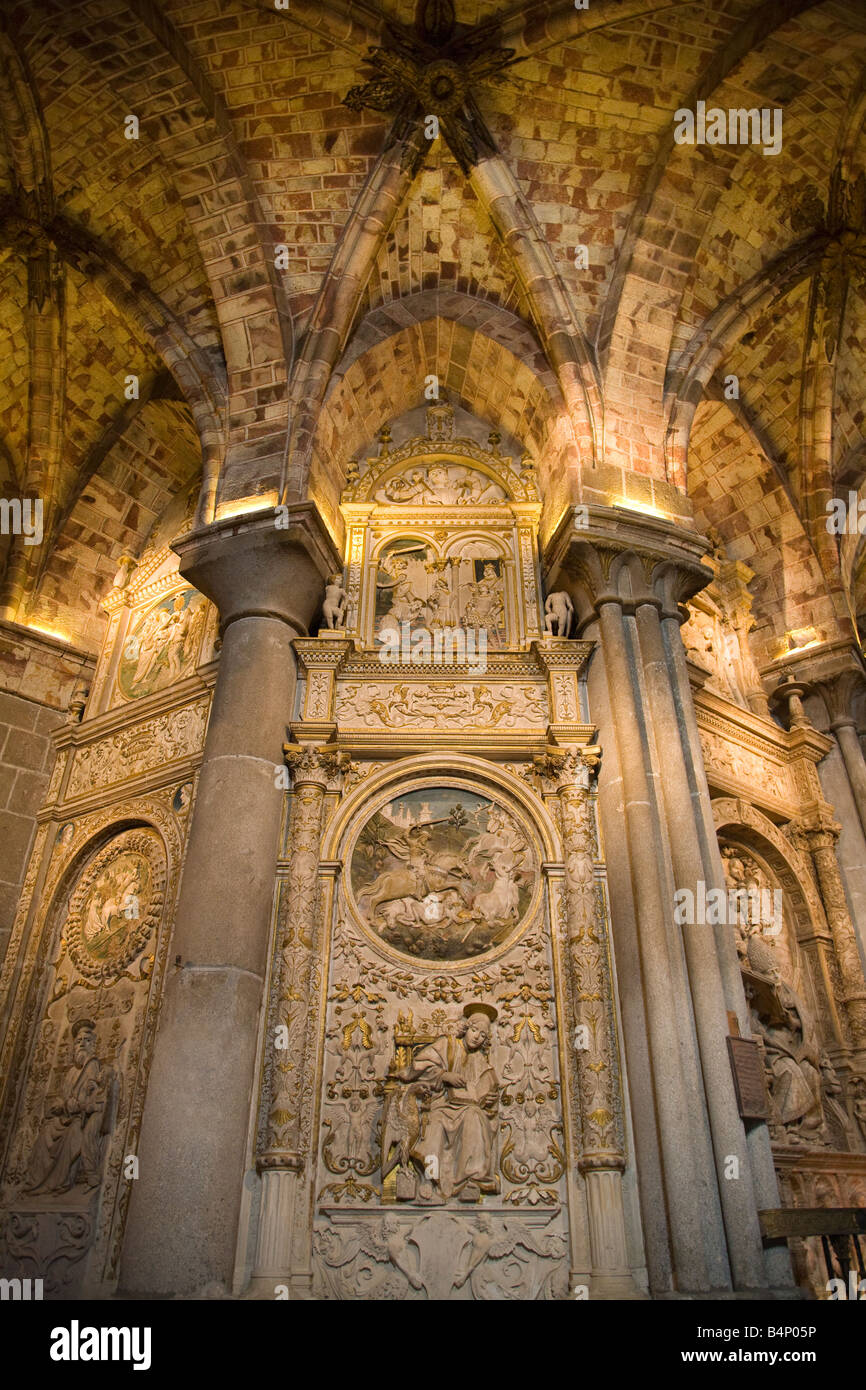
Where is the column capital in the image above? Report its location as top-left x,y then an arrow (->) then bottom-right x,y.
282,743 -> 354,789
173,503 -> 340,634
530,745 -> 600,793
786,807 -> 841,850
543,503 -> 712,628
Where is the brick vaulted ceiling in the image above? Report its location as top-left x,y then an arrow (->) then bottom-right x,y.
1,0 -> 866,656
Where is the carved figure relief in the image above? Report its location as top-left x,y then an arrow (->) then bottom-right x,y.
721,840 -> 859,1151
64,830 -> 164,980
349,789 -> 535,961
0,818 -> 174,1295
313,1209 -> 567,1300
117,588 -> 207,699
23,1020 -> 119,1197
382,1003 -> 500,1203
374,540 -> 507,646
701,732 -> 790,801
374,463 -> 506,507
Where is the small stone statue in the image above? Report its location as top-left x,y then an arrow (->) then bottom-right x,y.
544,591 -> 574,639
850,1076 -> 866,1148
111,553 -> 136,590
322,573 -> 348,630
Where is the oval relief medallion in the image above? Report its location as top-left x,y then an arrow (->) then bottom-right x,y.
65,828 -> 166,980
349,786 -> 535,961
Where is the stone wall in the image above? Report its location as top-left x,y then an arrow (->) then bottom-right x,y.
0,625 -> 96,965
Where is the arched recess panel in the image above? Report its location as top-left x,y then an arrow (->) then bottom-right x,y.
0,807 -> 182,1296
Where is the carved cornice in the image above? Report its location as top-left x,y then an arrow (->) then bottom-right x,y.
295,635 -> 591,680
759,637 -> 864,688
694,687 -> 833,766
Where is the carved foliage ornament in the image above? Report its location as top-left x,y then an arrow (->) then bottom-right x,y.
67,699 -> 209,798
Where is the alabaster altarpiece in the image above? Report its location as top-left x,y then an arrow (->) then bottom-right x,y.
2,411 -> 866,1301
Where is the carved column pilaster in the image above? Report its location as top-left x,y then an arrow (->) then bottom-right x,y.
789,810 -> 866,1061
253,744 -> 350,1290
533,747 -> 637,1296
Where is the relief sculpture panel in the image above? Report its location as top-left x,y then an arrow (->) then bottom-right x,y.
312,773 -> 572,1299
337,681 -> 548,729
117,588 -> 208,700
348,787 -> 536,961
0,822 -> 175,1294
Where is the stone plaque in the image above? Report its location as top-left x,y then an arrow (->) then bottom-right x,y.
726,1036 -> 769,1120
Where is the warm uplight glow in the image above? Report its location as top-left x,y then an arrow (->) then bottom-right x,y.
611,497 -> 669,521
27,623 -> 71,644
215,493 -> 277,521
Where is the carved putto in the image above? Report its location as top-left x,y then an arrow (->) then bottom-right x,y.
322,573 -> 348,630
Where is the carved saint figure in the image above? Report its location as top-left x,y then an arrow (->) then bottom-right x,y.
463,562 -> 504,634
398,1004 -> 500,1202
25,1020 -> 118,1195
752,984 -> 825,1146
322,573 -> 348,629
544,591 -> 574,638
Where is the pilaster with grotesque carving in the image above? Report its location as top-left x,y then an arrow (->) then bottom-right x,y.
528,746 -> 636,1295
252,744 -> 351,1290
788,810 -> 866,1057
258,746 -> 349,1169
532,748 -> 623,1172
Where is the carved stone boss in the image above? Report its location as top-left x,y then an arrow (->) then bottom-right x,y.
789,810 -> 866,1055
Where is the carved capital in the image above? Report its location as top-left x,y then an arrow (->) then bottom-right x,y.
786,808 -> 841,851
543,504 -> 712,627
816,668 -> 866,729
531,746 -> 599,793
283,744 -> 353,789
